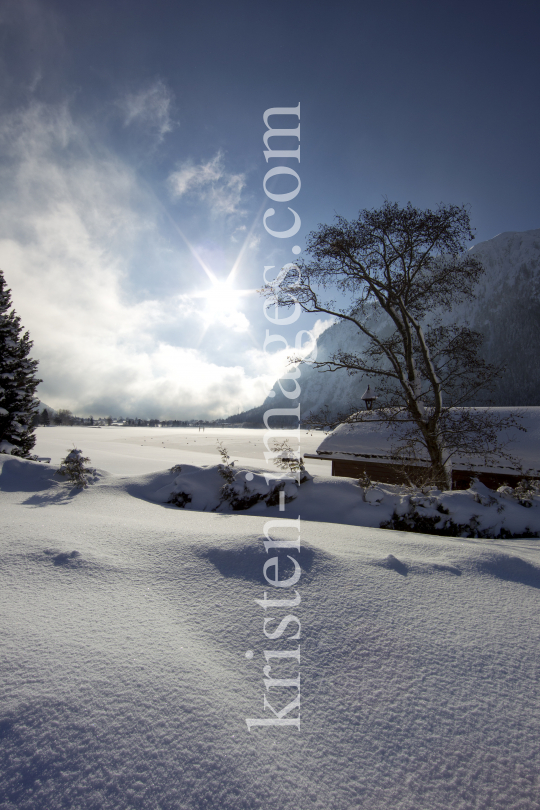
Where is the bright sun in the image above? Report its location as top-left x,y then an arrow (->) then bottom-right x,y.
174,223 -> 257,335
201,279 -> 249,332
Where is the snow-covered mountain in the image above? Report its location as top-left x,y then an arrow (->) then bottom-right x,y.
35,399 -> 57,416
240,228 -> 540,423
458,228 -> 540,404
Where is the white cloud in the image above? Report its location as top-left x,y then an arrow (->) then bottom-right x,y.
0,102 -> 274,419
311,317 -> 336,340
120,79 -> 174,143
231,224 -> 246,243
168,151 -> 246,217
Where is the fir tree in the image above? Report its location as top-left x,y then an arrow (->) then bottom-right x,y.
57,447 -> 95,488
0,269 -> 42,457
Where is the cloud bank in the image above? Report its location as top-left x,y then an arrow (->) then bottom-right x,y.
0,102 -> 278,418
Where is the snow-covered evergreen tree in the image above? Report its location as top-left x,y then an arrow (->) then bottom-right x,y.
57,448 -> 95,488
0,270 -> 42,457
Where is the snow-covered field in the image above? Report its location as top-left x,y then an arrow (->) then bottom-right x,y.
31,425 -> 332,476
1,428 -> 539,809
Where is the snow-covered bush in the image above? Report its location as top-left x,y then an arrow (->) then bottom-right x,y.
159,462 -> 540,536
57,448 -> 96,489
215,441 -> 243,505
168,489 -> 192,508
212,441 -> 293,508
498,478 -> 540,508
358,469 -> 373,489
271,438 -> 312,484
358,469 -> 375,501
167,464 -> 191,505
210,440 -> 307,510
222,472 -> 299,511
379,479 -> 540,539
166,463 -> 301,512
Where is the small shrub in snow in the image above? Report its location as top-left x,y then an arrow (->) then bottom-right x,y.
220,474 -> 299,511
217,441 -> 236,485
213,441 -> 293,509
271,439 -> 311,484
381,508 -> 454,537
215,441 -> 241,506
222,481 -> 268,511
57,448 -> 95,489
215,438 -> 309,510
265,480 -> 298,507
358,469 -> 376,501
358,469 -> 373,490
168,490 -> 192,508
498,478 -> 540,508
166,461 -> 301,512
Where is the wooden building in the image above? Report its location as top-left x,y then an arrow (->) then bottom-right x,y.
304,407 -> 540,490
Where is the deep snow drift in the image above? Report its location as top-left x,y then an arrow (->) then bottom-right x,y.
1,433 -> 540,809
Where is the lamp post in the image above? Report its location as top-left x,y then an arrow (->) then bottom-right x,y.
361,385 -> 377,410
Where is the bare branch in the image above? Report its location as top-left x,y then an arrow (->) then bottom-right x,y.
259,201 -> 517,490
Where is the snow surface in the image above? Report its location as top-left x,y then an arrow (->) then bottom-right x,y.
31,425 -> 332,477
1,430 -> 540,809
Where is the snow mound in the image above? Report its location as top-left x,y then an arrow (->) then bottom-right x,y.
46,549 -> 83,567
384,552 -> 409,575
0,455 -> 61,492
160,464 -> 304,512
2,455 -> 540,538
1,452 -> 540,809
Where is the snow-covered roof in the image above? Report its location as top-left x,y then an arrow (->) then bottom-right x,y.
313,407 -> 540,474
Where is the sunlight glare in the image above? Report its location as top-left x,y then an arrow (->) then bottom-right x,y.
203,279 -> 249,331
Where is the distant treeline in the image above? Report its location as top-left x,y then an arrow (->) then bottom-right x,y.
34,408 -> 232,428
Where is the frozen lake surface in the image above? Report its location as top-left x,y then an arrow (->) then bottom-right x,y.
33,425 -> 332,476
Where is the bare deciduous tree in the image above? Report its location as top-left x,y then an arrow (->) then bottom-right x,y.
260,201 -> 522,489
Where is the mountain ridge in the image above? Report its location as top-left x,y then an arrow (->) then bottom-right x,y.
234,227 -> 540,424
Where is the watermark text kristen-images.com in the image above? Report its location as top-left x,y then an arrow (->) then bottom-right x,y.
246,104 -> 309,732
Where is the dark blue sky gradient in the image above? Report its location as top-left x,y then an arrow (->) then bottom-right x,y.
0,0 -> 538,416
4,0 -> 538,238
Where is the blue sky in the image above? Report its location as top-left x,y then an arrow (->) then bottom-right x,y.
0,0 -> 538,418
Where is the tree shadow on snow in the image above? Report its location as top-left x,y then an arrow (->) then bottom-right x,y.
385,554 -> 409,575
0,458 -> 59,493
474,553 -> 540,589
21,487 -> 87,507
197,543 -> 319,584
